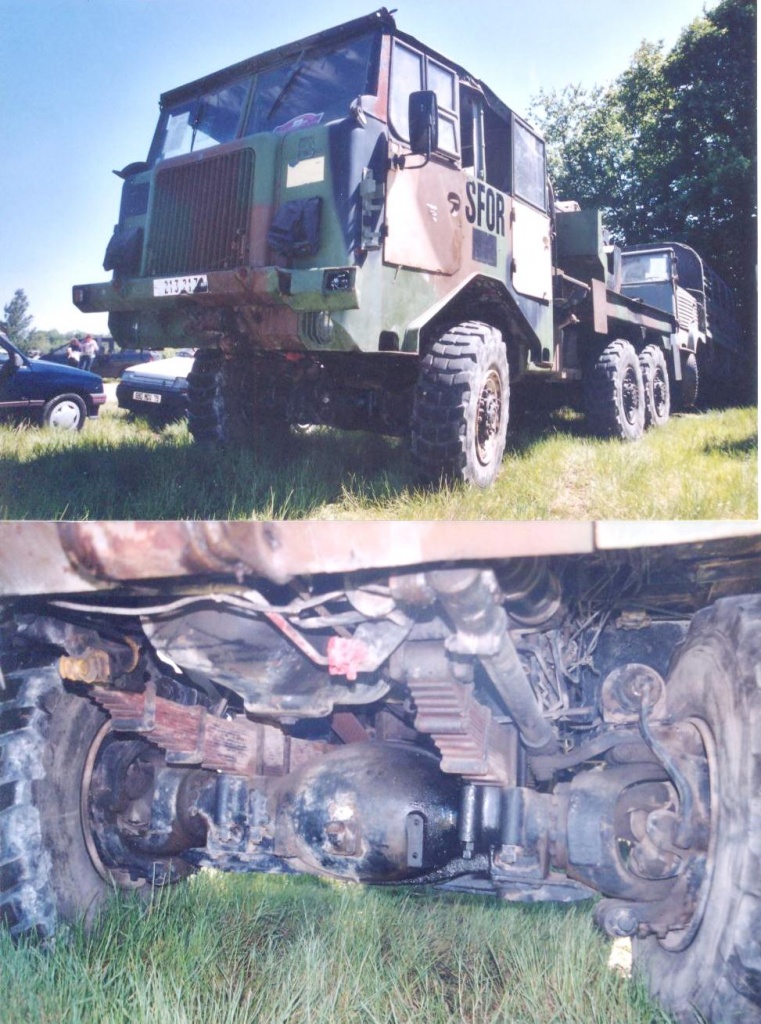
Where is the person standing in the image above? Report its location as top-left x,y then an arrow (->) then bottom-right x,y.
80,334 -> 100,372
66,337 -> 82,366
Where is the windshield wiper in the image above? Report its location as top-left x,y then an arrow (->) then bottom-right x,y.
267,50 -> 307,121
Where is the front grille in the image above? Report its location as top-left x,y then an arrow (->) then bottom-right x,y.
145,148 -> 255,276
676,291 -> 697,331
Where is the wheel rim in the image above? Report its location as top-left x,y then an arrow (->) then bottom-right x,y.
658,715 -> 716,952
48,399 -> 83,429
476,369 -> 503,467
80,720 -> 146,888
652,369 -> 668,419
622,366 -> 641,426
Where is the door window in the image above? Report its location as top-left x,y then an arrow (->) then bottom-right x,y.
514,120 -> 546,211
389,40 -> 459,157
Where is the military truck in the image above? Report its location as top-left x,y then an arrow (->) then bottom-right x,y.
73,9 -> 695,484
621,242 -> 744,409
2,520 -> 761,1024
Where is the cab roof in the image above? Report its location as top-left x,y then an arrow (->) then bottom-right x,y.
159,6 -> 519,127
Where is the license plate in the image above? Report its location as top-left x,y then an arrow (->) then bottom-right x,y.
133,391 -> 162,403
153,274 -> 209,297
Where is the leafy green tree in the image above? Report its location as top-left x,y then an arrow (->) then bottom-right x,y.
531,0 -> 757,337
3,288 -> 34,351
659,0 -> 756,332
532,42 -> 674,244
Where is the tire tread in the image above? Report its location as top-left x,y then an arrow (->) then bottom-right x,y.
639,596 -> 761,1022
585,339 -> 645,440
411,321 -> 508,486
0,666 -> 62,938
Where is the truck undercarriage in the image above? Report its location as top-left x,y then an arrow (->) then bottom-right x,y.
1,521 -> 760,1023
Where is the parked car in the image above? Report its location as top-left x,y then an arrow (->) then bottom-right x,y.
0,331 -> 105,430
39,338 -> 163,378
116,353 -> 194,422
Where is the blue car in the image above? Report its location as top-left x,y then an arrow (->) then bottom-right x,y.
0,331 -> 106,430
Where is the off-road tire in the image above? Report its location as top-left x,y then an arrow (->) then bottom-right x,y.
41,394 -> 87,431
676,351 -> 699,411
639,345 -> 670,428
411,321 -> 509,488
634,596 -> 761,1022
188,348 -> 286,444
697,342 -> 718,403
585,339 -> 645,440
0,665 -> 118,938
187,348 -> 226,442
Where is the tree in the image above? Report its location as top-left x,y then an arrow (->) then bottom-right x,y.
3,289 -> 34,351
659,0 -> 757,334
530,0 -> 757,338
531,42 -> 673,244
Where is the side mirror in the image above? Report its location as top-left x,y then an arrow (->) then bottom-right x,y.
408,91 -> 438,158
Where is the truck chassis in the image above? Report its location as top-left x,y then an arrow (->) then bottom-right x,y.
1,521 -> 760,1023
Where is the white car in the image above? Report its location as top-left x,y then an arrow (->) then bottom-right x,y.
116,353 -> 195,421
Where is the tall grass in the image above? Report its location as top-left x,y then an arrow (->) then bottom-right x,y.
0,404 -> 755,520
0,872 -> 673,1024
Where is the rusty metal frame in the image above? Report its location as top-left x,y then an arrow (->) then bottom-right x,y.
1,521 -> 759,599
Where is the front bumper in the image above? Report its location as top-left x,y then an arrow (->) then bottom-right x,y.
74,266 -> 360,352
73,265 -> 358,317
116,383 -> 188,418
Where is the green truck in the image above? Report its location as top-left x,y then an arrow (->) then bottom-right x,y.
74,9 -> 702,484
620,242 -> 743,409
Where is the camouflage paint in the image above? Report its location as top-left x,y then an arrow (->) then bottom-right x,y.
73,10 -> 669,386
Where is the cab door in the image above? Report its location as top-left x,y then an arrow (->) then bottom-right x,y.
384,162 -> 463,275
511,120 -> 552,303
383,39 -> 463,275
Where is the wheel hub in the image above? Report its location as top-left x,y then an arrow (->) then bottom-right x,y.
476,370 -> 503,466
622,367 -> 641,425
80,720 -> 148,887
80,720 -> 196,887
48,399 -> 83,429
652,370 -> 668,418
592,712 -> 713,945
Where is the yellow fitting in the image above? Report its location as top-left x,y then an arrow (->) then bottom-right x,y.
59,649 -> 112,685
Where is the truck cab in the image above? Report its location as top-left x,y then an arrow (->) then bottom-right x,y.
621,247 -> 701,353
75,10 -> 552,361
621,242 -> 743,406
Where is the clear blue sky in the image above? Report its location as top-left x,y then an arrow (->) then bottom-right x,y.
0,0 -> 715,335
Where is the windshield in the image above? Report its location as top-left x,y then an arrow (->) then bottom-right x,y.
149,32 -> 379,165
244,33 -> 378,135
621,252 -> 672,285
151,78 -> 252,164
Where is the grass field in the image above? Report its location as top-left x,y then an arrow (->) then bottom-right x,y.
0,872 -> 674,1024
0,403 -> 756,520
